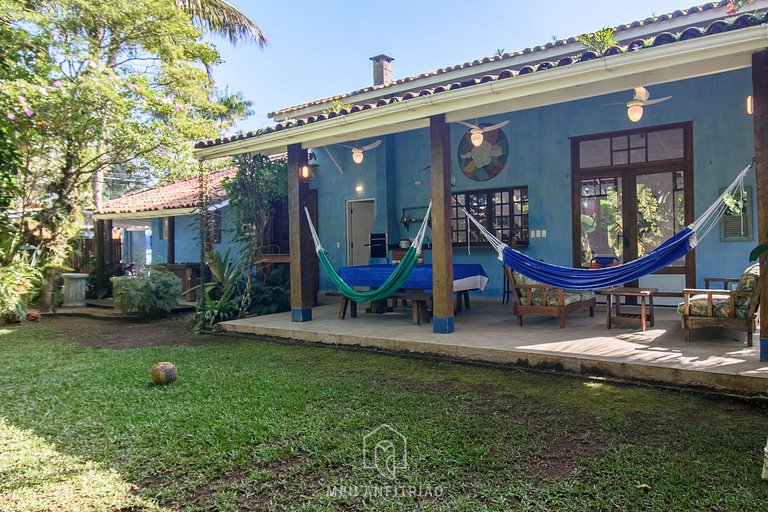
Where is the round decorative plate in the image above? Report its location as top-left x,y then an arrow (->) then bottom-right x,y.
457,124 -> 508,181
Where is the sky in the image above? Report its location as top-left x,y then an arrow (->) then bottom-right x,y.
209,1 -> 707,132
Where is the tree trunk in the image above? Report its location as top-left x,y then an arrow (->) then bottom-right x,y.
39,267 -> 57,313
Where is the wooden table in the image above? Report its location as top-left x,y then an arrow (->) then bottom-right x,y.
603,287 -> 658,331
336,264 -> 488,325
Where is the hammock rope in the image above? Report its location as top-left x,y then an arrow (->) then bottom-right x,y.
463,162 -> 753,290
305,202 -> 432,302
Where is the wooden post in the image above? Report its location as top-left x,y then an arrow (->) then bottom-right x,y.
429,114 -> 454,333
752,51 -> 768,360
94,219 -> 114,296
167,217 -> 175,265
94,219 -> 106,292
104,219 -> 114,267
288,143 -> 313,322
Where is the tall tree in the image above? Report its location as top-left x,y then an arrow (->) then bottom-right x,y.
213,86 -> 254,133
88,1 -> 266,208
1,0 -> 223,309
175,0 -> 267,47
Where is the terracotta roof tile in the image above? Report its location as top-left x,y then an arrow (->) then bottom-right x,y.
196,4 -> 765,151
98,168 -> 237,215
264,1 -> 735,120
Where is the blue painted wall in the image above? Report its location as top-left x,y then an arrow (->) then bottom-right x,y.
121,230 -> 148,266
310,69 -> 758,296
149,206 -> 238,264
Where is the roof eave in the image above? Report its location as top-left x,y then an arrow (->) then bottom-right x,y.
93,206 -> 200,220
270,2 -> 768,121
195,25 -> 768,161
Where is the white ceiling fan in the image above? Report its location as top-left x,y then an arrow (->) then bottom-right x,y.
623,87 -> 671,122
456,120 -> 510,146
339,139 -> 381,164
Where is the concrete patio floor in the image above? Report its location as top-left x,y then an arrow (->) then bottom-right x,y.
221,296 -> 767,395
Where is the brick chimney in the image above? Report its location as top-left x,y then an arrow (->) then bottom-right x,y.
370,54 -> 394,86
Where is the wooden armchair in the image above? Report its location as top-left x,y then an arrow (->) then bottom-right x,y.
678,263 -> 761,346
503,265 -> 596,328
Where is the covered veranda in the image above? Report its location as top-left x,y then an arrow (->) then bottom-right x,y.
194,14 -> 768,361
220,297 -> 766,395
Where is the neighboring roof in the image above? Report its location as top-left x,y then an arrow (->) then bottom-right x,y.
267,1 -> 743,121
194,3 -> 767,155
97,168 -> 236,216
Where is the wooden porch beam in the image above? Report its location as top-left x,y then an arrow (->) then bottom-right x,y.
429,114 -> 454,333
94,219 -> 106,292
167,216 -> 175,265
104,219 -> 114,267
751,51 -> 768,361
288,143 -> 314,321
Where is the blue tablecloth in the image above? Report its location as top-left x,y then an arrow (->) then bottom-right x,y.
338,264 -> 488,292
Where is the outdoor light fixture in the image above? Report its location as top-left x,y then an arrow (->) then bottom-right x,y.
301,165 -> 310,179
747,95 -> 754,115
355,184 -> 364,193
620,87 -> 669,122
627,103 -> 644,122
457,120 -> 510,147
340,140 -> 381,165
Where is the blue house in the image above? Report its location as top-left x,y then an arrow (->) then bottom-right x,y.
94,169 -> 239,297
194,2 -> 767,335
95,167 -> 310,300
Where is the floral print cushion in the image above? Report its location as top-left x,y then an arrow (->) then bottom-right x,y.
677,294 -> 733,318
735,263 -> 760,315
512,270 -> 594,306
512,270 -> 539,286
678,263 -> 760,319
519,289 -> 586,307
735,263 -> 760,292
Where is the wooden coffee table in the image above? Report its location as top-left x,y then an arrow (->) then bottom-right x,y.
603,287 -> 658,331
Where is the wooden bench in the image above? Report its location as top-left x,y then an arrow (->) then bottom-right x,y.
679,264 -> 761,346
504,265 -> 596,329
339,291 -> 431,325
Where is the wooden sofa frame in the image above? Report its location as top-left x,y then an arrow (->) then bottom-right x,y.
680,275 -> 761,346
504,266 -> 596,329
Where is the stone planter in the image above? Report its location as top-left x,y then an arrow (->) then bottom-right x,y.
61,272 -> 89,307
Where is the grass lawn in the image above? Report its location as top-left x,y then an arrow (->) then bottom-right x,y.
0,316 -> 767,511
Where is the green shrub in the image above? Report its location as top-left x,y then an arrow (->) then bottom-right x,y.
248,264 -> 290,316
112,269 -> 180,318
194,282 -> 241,331
193,249 -> 245,330
0,257 -> 42,322
86,262 -> 125,299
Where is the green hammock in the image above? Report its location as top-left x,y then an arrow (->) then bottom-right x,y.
317,247 -> 419,302
304,203 -> 431,303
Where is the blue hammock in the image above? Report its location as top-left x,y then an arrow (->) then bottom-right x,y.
463,162 -> 752,290
502,228 -> 693,290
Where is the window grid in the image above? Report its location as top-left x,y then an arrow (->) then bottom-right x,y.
451,186 -> 528,246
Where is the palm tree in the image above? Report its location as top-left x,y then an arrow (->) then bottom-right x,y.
175,0 -> 268,47
213,87 -> 254,133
